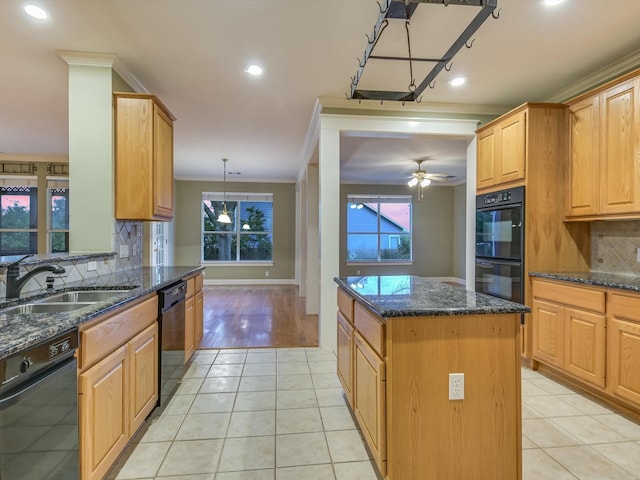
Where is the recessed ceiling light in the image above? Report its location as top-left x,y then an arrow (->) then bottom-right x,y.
244,64 -> 263,76
542,0 -> 566,6
24,4 -> 48,19
449,76 -> 467,87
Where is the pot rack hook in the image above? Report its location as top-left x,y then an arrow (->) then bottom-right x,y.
429,80 -> 436,89
444,61 -> 453,72
465,38 -> 475,49
376,0 -> 388,14
345,92 -> 351,100
357,57 -> 365,68
492,8 -> 502,19
416,95 -> 423,103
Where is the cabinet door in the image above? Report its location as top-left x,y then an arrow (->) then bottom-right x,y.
532,299 -> 565,367
498,110 -> 526,184
129,323 -> 159,434
567,96 -> 600,216
353,332 -> 386,476
79,345 -> 128,480
337,312 -> 354,407
564,308 -> 605,387
477,127 -> 497,190
600,78 -> 640,214
153,104 -> 174,219
195,290 -> 204,345
184,296 -> 195,363
607,316 -> 640,406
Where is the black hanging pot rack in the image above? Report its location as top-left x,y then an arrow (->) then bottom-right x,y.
348,0 -> 500,103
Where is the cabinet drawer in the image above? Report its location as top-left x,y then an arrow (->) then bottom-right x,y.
533,280 -> 605,313
194,273 -> 203,292
186,276 -> 196,298
337,288 -> 354,324
354,302 -> 385,357
608,292 -> 640,323
79,295 -> 158,370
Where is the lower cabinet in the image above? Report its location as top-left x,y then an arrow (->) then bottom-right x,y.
195,289 -> 204,345
532,279 -> 606,388
336,311 -> 354,407
353,332 -> 386,475
78,296 -> 159,480
184,295 -> 195,362
607,292 -> 640,406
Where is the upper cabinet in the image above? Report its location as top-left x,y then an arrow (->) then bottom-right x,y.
114,93 -> 176,221
566,73 -> 640,220
476,108 -> 526,191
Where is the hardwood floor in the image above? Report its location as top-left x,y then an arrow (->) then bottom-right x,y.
198,285 -> 319,349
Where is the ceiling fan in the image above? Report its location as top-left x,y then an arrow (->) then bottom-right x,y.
407,159 -> 453,200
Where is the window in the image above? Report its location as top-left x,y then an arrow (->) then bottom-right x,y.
346,195 -> 412,263
0,179 -> 38,256
202,193 -> 273,263
48,178 -> 69,253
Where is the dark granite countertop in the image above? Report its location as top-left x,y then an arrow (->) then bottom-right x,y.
529,271 -> 640,293
334,275 -> 530,318
0,252 -> 116,268
0,265 -> 204,361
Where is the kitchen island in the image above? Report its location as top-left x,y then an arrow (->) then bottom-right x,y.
335,275 -> 529,480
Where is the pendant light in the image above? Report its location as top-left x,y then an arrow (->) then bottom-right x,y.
217,158 -> 232,224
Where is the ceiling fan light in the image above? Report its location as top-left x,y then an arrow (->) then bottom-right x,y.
217,212 -> 231,224
242,223 -> 251,230
408,177 -> 419,187
421,178 -> 431,187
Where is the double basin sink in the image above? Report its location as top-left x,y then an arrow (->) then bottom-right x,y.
2,289 -> 133,315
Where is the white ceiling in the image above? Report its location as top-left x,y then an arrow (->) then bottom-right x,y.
2,0 -> 640,186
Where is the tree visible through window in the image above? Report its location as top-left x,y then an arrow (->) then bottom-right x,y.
49,186 -> 69,253
0,186 -> 38,255
202,193 -> 273,262
346,195 -> 412,263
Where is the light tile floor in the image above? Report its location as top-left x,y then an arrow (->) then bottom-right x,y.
107,348 -> 640,480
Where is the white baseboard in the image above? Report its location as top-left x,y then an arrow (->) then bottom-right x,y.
203,278 -> 297,286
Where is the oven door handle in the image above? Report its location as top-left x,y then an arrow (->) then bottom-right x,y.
476,259 -> 521,267
0,356 -> 76,410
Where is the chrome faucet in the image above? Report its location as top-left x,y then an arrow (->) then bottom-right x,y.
5,255 -> 66,299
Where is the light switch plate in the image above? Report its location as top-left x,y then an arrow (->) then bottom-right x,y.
87,261 -> 97,271
119,245 -> 129,258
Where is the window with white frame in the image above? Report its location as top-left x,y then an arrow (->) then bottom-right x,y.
202,192 -> 273,263
48,178 -> 69,253
0,178 -> 38,255
346,194 -> 412,263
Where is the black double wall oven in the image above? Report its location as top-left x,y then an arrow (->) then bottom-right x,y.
475,186 -> 525,308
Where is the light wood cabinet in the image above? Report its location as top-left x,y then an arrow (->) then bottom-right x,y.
336,287 -> 522,480
353,332 -> 386,476
114,92 -> 176,221
129,323 -> 159,434
336,311 -> 354,407
78,295 -> 159,480
476,109 -> 526,191
195,290 -> 204,345
566,73 -> 640,220
532,279 -> 606,388
184,296 -> 195,362
79,345 -> 128,480
567,95 -> 600,216
532,299 -> 565,368
607,292 -> 640,406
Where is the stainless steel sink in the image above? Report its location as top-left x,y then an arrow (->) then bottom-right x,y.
2,302 -> 94,314
43,290 -> 132,303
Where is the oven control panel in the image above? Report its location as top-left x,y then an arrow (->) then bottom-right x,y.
476,186 -> 524,209
0,329 -> 78,392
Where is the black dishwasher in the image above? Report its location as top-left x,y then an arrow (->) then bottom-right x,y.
0,329 -> 79,479
157,280 -> 187,404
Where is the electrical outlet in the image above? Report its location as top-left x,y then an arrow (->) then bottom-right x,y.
265,271 -> 269,277
449,373 -> 464,400
637,247 -> 640,263
87,261 -> 97,271
119,245 -> 129,258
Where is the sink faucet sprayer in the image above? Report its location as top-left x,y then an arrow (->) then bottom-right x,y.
5,254 -> 66,299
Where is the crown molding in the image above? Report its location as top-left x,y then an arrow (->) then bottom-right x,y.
57,50 -> 148,93
545,48 -> 640,103
0,153 -> 67,163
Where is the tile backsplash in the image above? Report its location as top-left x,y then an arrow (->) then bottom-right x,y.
591,220 -> 640,276
0,219 -> 143,298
